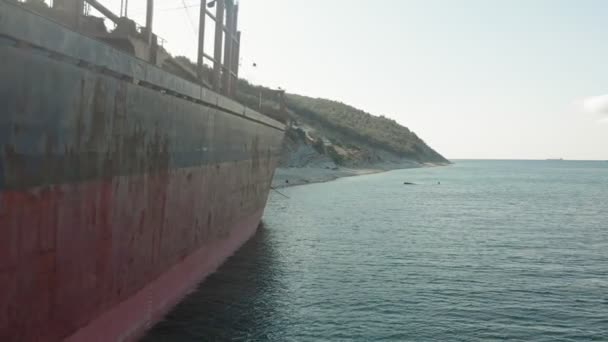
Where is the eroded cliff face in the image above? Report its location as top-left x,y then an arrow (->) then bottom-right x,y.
233,81 -> 449,168
278,121 -> 446,170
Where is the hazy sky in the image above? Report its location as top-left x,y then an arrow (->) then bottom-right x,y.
95,0 -> 607,160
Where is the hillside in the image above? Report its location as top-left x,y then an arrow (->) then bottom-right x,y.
235,80 -> 449,168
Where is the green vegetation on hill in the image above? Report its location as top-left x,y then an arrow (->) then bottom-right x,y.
284,94 -> 447,163
235,80 -> 448,164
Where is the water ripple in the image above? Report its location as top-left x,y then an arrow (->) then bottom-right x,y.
144,160 -> 608,341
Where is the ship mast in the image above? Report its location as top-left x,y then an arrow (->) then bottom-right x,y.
51,0 -> 241,98
197,0 -> 241,97
144,0 -> 153,44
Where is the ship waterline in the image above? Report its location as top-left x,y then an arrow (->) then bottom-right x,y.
0,2 -> 285,341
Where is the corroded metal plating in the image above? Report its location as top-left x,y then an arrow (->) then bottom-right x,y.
0,2 -> 285,341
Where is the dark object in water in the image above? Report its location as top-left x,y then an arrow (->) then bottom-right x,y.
403,182 -> 415,185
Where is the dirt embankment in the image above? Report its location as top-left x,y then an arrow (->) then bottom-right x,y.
272,123 -> 448,188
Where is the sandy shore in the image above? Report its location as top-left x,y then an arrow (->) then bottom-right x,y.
271,167 -> 381,188
270,161 -> 446,189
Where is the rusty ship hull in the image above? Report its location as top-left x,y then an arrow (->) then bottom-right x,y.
0,2 -> 284,341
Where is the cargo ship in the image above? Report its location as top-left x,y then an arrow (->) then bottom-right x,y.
0,0 -> 285,341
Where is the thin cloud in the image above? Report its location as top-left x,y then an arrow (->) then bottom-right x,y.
582,94 -> 608,116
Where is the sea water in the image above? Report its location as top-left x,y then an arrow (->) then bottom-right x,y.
144,160 -> 608,341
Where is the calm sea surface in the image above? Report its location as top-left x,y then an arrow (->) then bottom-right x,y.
144,160 -> 608,341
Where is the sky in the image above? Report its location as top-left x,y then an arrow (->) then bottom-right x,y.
92,0 -> 607,160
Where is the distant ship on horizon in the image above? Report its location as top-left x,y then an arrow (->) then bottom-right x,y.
546,158 -> 564,161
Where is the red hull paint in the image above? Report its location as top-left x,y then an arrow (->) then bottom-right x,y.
65,208 -> 264,342
0,4 -> 284,340
0,161 -> 277,342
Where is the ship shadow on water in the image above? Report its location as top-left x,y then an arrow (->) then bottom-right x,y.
142,222 -> 281,341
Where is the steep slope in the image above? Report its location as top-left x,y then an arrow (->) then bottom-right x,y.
235,80 -> 449,168
285,94 -> 448,165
